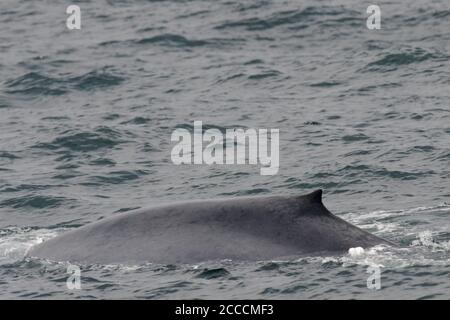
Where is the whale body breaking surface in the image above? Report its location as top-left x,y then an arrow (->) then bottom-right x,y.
28,190 -> 393,264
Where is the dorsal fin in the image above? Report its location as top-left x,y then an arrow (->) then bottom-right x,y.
304,189 -> 323,204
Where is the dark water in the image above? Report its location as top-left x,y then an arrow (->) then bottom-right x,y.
1,0 -> 449,299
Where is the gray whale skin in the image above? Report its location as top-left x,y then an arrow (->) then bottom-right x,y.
28,190 -> 393,264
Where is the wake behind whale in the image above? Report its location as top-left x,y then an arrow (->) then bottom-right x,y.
28,190 -> 393,265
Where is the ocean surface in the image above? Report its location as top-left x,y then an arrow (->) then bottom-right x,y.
0,0 -> 449,299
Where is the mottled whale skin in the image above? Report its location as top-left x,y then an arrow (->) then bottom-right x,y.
28,190 -> 392,264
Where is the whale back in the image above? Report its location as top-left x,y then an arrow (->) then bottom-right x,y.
28,190 -> 390,264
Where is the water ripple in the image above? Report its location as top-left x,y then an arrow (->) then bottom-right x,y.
33,127 -> 127,152
4,69 -> 125,96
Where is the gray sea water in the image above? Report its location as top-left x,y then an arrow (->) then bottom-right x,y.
1,0 -> 449,299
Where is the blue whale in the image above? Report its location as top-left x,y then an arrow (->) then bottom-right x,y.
28,190 -> 393,264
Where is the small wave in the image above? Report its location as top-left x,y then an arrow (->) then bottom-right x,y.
234,1 -> 271,13
121,117 -> 152,125
176,9 -> 211,20
402,9 -> 450,26
33,127 -> 126,152
4,69 -> 124,96
70,70 -> 124,91
0,151 -> 19,160
255,262 -> 281,272
243,59 -> 264,65
346,204 -> 450,221
365,48 -> 447,72
282,178 -> 339,191
214,73 -> 246,84
0,184 -> 56,193
309,81 -> 342,88
321,241 -> 450,270
343,204 -> 450,238
379,168 -> 435,180
135,34 -> 208,47
84,170 -> 149,185
0,227 -> 58,265
130,34 -> 244,49
215,6 -> 351,31
219,188 -> 271,196
0,95 -> 11,108
89,158 -> 116,166
371,52 -> 434,65
194,267 -> 231,279
4,72 -> 68,96
432,10 -> 450,19
411,231 -> 450,252
336,164 -> 435,181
